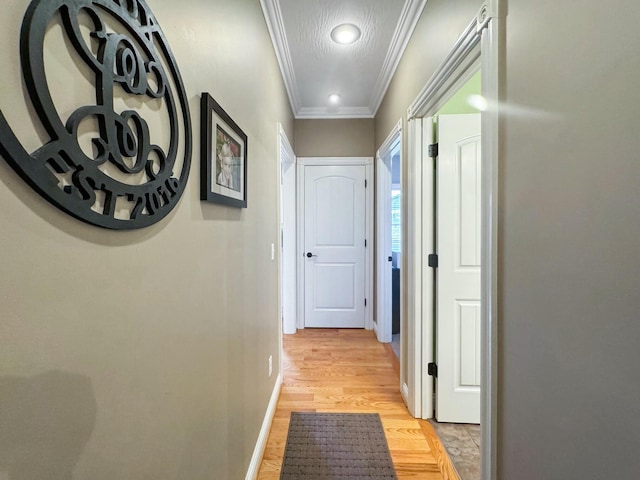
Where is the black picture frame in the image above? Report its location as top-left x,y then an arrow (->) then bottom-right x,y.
200,92 -> 247,207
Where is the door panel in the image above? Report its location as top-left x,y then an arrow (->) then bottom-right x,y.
304,165 -> 366,328
436,114 -> 481,423
458,300 -> 481,386
314,263 -> 355,308
458,139 -> 482,268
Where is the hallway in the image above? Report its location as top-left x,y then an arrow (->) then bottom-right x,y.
257,329 -> 457,479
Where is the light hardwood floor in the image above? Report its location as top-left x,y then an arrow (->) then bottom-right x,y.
257,328 -> 458,480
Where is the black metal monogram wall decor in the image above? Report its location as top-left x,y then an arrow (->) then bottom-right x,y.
0,0 -> 192,229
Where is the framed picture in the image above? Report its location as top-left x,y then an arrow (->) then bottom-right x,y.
200,92 -> 247,207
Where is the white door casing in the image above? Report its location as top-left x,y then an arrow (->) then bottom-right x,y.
279,125 -> 296,335
375,154 -> 392,342
436,113 -> 482,423
420,116 -> 436,419
298,159 -> 372,329
404,118 -> 425,418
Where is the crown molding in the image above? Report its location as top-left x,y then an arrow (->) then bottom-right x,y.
369,0 -> 428,115
260,0 -> 302,114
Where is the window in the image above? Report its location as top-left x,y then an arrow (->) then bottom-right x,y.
391,189 -> 401,252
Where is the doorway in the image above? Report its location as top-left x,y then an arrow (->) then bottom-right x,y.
434,71 -> 482,424
422,73 -> 483,480
296,157 -> 374,330
375,121 -> 402,347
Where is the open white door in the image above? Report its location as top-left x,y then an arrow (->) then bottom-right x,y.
303,164 -> 366,328
375,153 -> 392,342
436,113 -> 481,423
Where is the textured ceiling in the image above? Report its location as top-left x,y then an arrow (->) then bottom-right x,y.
261,0 -> 426,119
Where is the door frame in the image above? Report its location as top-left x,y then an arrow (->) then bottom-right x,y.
375,120 -> 402,344
406,2 -> 502,479
296,157 -> 374,331
278,124 -> 297,335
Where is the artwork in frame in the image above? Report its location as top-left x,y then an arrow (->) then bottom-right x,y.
200,92 -> 247,207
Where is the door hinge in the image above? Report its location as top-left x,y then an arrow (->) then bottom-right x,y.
428,253 -> 438,268
364,298 -> 367,307
427,362 -> 438,377
364,179 -> 368,188
364,239 -> 367,247
428,143 -> 438,158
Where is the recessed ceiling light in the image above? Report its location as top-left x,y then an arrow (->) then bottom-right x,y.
330,24 -> 361,45
328,93 -> 341,104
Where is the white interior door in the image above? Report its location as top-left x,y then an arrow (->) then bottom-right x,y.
303,164 -> 366,328
375,153 -> 392,342
436,113 -> 481,423
375,125 -> 401,345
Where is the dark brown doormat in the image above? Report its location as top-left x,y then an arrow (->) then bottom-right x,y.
280,412 -> 398,479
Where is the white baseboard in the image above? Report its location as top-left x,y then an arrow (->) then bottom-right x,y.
245,372 -> 282,480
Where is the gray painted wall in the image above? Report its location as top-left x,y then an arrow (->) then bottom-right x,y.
499,1 -> 640,478
294,118 -> 375,157
0,1 -> 292,479
375,0 -> 640,477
